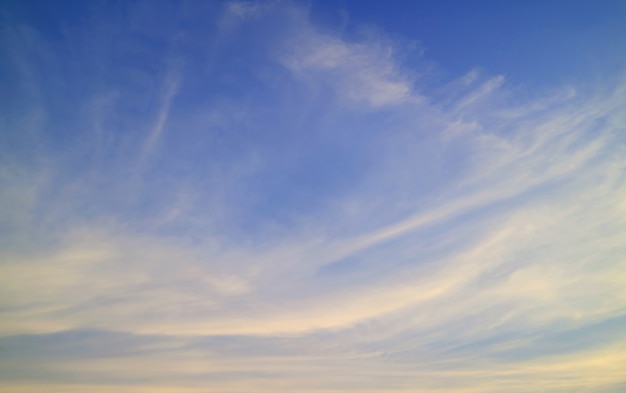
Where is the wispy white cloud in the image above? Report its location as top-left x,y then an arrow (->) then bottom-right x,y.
138,70 -> 180,167
282,23 -> 419,108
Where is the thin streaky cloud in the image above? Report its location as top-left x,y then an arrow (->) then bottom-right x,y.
138,70 -> 181,167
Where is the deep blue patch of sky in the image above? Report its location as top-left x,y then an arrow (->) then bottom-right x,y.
310,0 -> 626,88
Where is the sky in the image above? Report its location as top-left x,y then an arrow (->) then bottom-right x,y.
0,1 -> 625,392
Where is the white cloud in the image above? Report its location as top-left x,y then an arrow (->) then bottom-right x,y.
282,27 -> 418,108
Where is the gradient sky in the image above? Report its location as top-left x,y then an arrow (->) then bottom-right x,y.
1,1 -> 626,392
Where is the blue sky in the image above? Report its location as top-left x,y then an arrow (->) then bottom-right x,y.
1,1 -> 625,392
